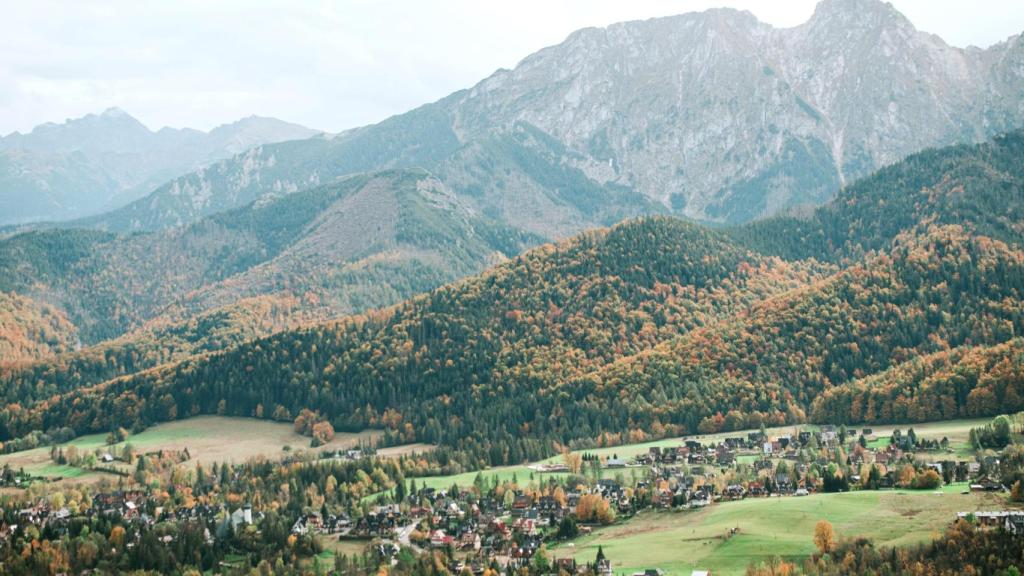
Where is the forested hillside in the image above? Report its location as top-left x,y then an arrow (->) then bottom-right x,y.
0,218 -> 826,464
1,130 -> 1022,470
811,338 -> 1024,423
0,292 -> 79,363
593,225 -> 1024,433
730,131 -> 1024,261
0,169 -> 534,350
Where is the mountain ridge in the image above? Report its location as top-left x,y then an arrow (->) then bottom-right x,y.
0,109 -> 321,226
0,168 -> 537,352
70,0 -> 1024,237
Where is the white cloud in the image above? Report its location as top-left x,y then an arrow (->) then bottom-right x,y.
0,0 -> 1021,135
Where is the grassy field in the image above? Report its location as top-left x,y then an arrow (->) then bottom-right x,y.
859,419 -> 986,458
0,416 -> 395,484
552,487 -> 1018,576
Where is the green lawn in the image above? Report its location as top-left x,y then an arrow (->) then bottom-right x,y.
552,488 -> 1013,575
866,437 -> 890,450
32,464 -> 91,479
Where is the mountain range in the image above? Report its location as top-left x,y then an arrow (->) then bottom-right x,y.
0,0 -> 1023,462
65,0 -> 1024,237
0,108 -> 319,225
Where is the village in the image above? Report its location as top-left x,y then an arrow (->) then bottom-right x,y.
3,421 -> 1019,575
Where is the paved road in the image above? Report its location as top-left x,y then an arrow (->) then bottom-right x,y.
396,522 -> 422,553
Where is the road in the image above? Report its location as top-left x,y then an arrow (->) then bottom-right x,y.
396,522 -> 422,553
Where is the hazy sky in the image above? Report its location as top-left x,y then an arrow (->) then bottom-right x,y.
2,0 -> 1022,135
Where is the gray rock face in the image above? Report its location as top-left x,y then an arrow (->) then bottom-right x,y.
0,109 -> 320,225
78,0 -> 1024,232
450,0 -> 1024,222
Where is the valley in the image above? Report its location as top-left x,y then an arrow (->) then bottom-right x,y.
1,0 -> 1023,574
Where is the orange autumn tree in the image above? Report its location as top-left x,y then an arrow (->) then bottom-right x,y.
814,520 -> 835,555
575,494 -> 616,525
311,421 -> 335,446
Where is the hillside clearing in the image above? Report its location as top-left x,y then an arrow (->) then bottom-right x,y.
0,416 -> 420,484
553,488 -> 1017,575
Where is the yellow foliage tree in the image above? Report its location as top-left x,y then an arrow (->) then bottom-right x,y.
813,520 -> 835,555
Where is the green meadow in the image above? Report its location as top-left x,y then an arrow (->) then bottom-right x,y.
552,488 -> 1014,575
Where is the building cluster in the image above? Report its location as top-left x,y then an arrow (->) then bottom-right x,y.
340,426 -> 1020,572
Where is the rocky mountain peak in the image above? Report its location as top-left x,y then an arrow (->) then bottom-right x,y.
803,0 -> 917,40
811,0 -> 903,21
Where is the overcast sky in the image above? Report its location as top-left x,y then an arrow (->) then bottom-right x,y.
2,0 -> 1022,136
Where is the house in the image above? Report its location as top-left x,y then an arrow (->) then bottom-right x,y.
556,558 -> 577,573
460,532 -> 481,551
606,458 -> 627,468
511,495 -> 532,517
688,486 -> 713,508
774,473 -> 793,494
958,511 -> 1017,527
509,545 -> 538,568
691,570 -> 711,576
230,505 -> 253,530
655,489 -> 674,509
430,529 -> 454,548
748,482 -> 765,496
597,478 -> 621,496
724,485 -> 745,501
512,518 -> 538,536
632,570 -> 665,576
538,495 -> 563,517
488,519 -> 511,540
1006,513 -> 1024,535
